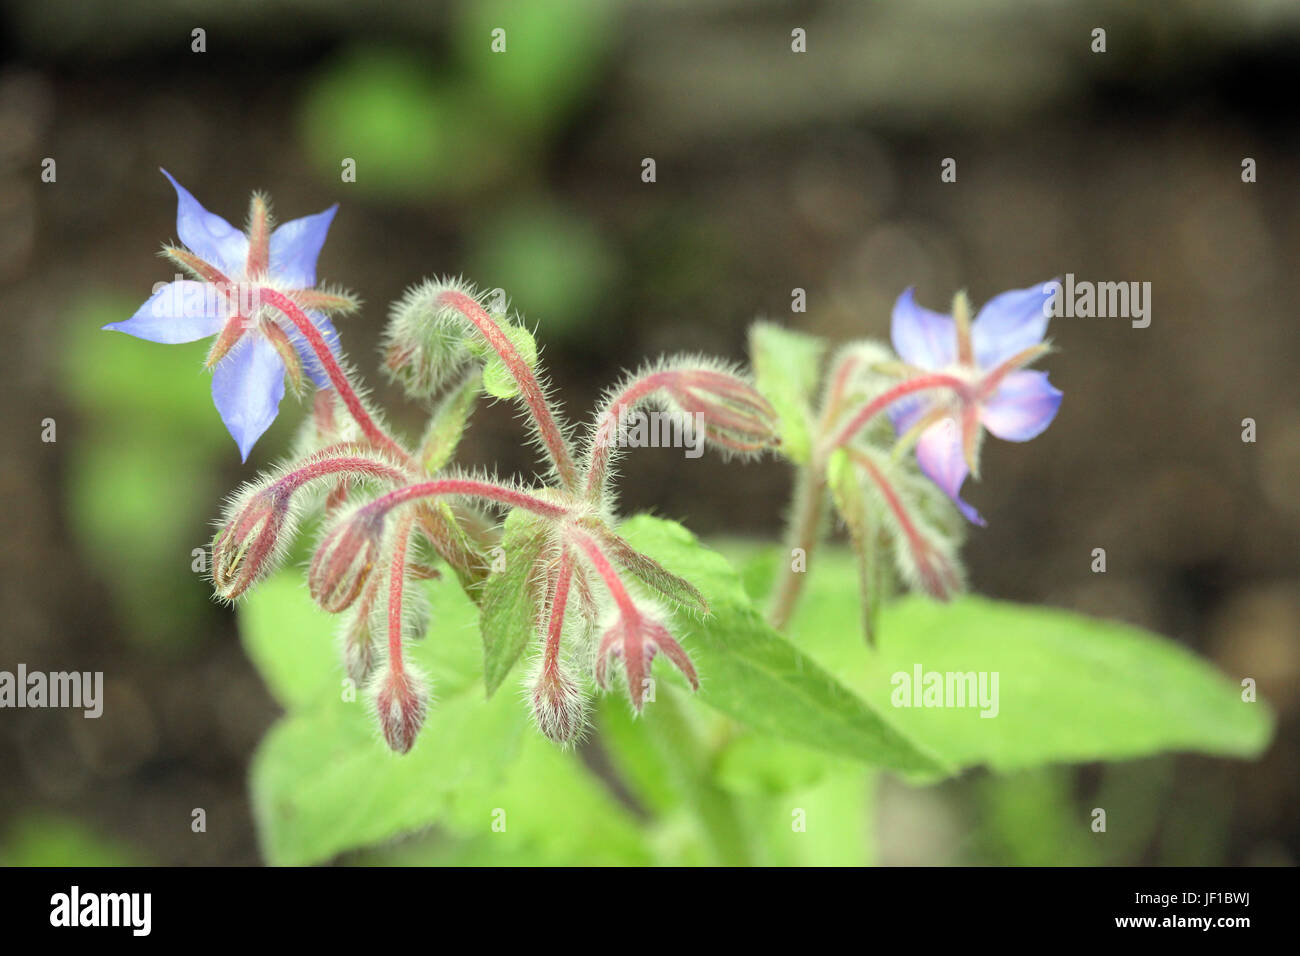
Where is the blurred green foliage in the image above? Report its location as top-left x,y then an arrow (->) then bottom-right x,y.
1,814 -> 142,867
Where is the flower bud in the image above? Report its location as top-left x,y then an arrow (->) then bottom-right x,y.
661,365 -> 780,455
370,663 -> 429,754
381,278 -> 483,398
338,578 -> 382,684
529,660 -> 587,746
211,483 -> 294,601
309,505 -> 385,613
594,605 -> 698,713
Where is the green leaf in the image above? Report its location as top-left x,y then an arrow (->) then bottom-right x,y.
419,371 -> 482,473
479,508 -> 550,697
748,321 -> 826,464
239,573 -> 342,710
615,515 -> 947,776
242,570 -> 529,865
775,549 -> 1275,772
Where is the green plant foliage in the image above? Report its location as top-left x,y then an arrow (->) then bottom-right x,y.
774,546 -> 1274,773
748,321 -> 826,465
616,516 -> 949,776
478,508 -> 550,697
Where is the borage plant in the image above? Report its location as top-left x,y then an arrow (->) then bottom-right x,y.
107,173 -> 1271,866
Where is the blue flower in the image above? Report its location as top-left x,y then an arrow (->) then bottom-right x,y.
887,282 -> 1062,525
104,170 -> 352,461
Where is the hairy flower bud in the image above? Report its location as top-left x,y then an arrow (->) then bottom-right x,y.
211,482 -> 295,601
370,662 -> 429,754
381,277 -> 484,398
594,604 -> 698,713
337,577 -> 382,684
529,660 -> 588,746
661,366 -> 780,455
309,505 -> 385,613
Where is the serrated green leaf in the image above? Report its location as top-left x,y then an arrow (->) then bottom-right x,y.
615,515 -> 947,776
479,508 -> 550,697
748,321 -> 827,464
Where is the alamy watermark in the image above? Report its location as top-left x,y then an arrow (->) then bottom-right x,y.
0,664 -> 103,718
1043,274 -> 1151,328
890,664 -> 999,718
597,405 -> 707,459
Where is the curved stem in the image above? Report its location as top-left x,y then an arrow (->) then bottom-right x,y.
437,290 -> 579,491
567,525 -> 639,622
275,454 -> 410,495
584,371 -> 673,500
257,286 -> 409,462
369,479 -> 570,521
822,373 -> 968,454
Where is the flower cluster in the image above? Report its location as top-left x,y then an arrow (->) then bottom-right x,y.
111,175 -> 779,752
110,174 -> 1061,752
755,283 -> 1061,635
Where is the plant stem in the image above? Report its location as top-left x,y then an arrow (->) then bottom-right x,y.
369,479 -> 571,521
768,454 -> 827,631
257,286 -> 409,462
438,290 -> 580,491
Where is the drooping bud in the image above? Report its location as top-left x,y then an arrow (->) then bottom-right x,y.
370,662 -> 429,754
338,576 -> 382,684
661,365 -> 781,455
309,504 -> 385,613
594,605 -> 698,713
847,446 -> 965,603
211,481 -> 295,601
381,278 -> 486,398
529,659 -> 588,746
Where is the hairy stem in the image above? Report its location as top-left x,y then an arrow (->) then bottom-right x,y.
768,457 -> 827,631
822,373 -> 968,454
387,514 -> 415,679
257,286 -> 409,462
369,479 -> 570,521
584,371 -> 673,500
438,290 -> 579,491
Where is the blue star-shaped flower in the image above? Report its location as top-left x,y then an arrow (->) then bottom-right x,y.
104,170 -> 350,460
887,282 -> 1063,525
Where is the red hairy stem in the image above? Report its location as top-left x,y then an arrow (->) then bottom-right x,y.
567,525 -> 640,623
584,371 -> 674,499
368,479 -> 571,521
275,455 -> 410,494
436,290 -> 579,491
542,549 -> 575,676
823,373 -> 970,453
386,514 -> 415,679
819,352 -> 863,429
256,286 -> 409,462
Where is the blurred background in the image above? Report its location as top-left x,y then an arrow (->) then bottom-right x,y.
0,0 -> 1296,865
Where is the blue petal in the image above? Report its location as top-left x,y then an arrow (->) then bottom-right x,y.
211,335 -> 286,462
286,310 -> 341,389
268,205 -> 338,288
981,370 -> 1062,442
103,280 -> 226,343
890,287 -> 957,370
916,418 -> 985,526
161,169 -> 249,276
970,281 -> 1055,369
